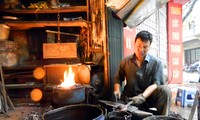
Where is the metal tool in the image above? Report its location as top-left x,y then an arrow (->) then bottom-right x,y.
98,100 -> 138,112
98,100 -> 125,108
115,101 -> 133,111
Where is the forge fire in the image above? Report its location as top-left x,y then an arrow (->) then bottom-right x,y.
59,66 -> 76,88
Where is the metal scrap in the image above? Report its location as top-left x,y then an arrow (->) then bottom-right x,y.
23,111 -> 42,120
27,1 -> 49,9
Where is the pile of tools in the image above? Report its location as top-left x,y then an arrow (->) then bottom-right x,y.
0,65 -> 15,117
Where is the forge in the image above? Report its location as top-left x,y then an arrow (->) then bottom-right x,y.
41,64 -> 94,106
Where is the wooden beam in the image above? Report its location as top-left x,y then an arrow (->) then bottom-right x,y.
1,6 -> 87,14
5,21 -> 89,30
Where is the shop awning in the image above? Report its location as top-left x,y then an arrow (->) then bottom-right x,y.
106,0 -> 169,28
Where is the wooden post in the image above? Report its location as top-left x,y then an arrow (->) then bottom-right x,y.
0,65 -> 8,113
0,65 -> 15,117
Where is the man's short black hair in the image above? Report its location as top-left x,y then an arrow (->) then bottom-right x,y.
135,30 -> 153,44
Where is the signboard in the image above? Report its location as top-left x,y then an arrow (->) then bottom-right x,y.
167,2 -> 183,84
123,27 -> 136,57
168,43 -> 183,84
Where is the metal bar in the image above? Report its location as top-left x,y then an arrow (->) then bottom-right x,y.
0,110 -> 9,117
3,71 -> 32,75
198,94 -> 200,120
46,30 -> 80,37
188,91 -> 199,120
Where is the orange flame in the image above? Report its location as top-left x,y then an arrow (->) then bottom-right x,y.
59,66 -> 76,88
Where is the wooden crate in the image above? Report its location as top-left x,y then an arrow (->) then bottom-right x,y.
43,43 -> 77,59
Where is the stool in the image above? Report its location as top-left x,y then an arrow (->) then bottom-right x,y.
175,87 -> 197,107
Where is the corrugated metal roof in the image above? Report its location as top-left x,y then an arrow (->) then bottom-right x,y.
106,0 -> 168,28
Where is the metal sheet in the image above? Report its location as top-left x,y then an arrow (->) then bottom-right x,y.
43,64 -> 80,86
98,100 -> 124,108
107,8 -> 124,99
98,100 -> 138,112
106,0 -> 168,28
124,0 -> 168,28
105,0 -> 130,12
116,0 -> 140,19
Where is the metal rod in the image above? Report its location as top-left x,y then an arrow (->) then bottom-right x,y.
57,12 -> 61,43
188,91 -> 199,120
0,110 -> 9,117
46,30 -> 80,37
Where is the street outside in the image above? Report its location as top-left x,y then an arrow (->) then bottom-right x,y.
183,71 -> 200,83
169,71 -> 200,120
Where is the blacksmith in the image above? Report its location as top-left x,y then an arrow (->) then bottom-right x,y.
113,30 -> 172,115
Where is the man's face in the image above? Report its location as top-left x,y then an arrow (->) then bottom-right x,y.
134,38 -> 151,60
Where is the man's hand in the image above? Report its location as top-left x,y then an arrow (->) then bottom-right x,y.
114,83 -> 121,99
114,90 -> 121,99
129,94 -> 146,106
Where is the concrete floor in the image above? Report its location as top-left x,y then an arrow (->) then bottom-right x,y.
1,100 -> 199,120
0,106 -> 42,120
0,94 -> 199,120
169,71 -> 200,120
170,88 -> 199,120
0,72 -> 199,120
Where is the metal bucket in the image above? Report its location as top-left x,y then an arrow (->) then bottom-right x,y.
107,111 -> 132,120
43,104 -> 105,120
52,85 -> 85,105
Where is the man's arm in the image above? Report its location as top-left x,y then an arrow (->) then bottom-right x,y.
113,60 -> 126,98
129,83 -> 158,105
142,83 -> 157,99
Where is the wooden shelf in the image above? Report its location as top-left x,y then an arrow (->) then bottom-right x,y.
1,6 -> 88,14
5,20 -> 89,30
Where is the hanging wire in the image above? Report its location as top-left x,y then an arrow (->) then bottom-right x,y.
57,11 -> 61,43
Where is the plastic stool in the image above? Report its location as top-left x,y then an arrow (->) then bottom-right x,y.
175,87 -> 197,107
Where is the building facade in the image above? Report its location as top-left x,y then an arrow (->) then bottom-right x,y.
183,0 -> 200,65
